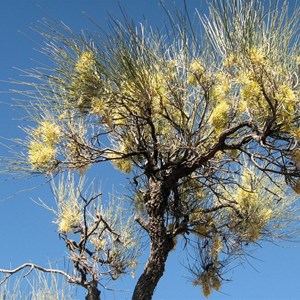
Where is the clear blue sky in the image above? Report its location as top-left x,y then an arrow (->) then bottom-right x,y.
0,1 -> 299,299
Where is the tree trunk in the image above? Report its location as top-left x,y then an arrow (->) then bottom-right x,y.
85,281 -> 101,300
132,179 -> 174,300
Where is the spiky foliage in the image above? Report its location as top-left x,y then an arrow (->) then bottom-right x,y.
51,174 -> 140,281
0,271 -> 74,300
1,0 -> 300,299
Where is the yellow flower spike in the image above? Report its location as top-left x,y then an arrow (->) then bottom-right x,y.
114,159 -> 132,173
291,128 -> 300,141
122,80 -> 138,99
276,84 -> 296,103
28,141 -> 57,169
212,236 -> 222,253
264,208 -> 273,221
187,60 -> 205,86
75,51 -> 95,75
34,120 -> 61,145
153,72 -> 166,95
91,97 -> 107,115
200,274 -> 211,298
248,47 -> 265,65
58,218 -> 72,233
240,98 -> 249,111
58,204 -> 82,233
209,101 -> 229,134
90,237 -> 106,251
223,54 -> 237,68
241,80 -> 262,103
71,51 -> 102,112
235,70 -> 253,85
107,151 -> 132,173
166,59 -> 177,78
213,72 -> 231,101
187,74 -> 198,86
190,60 -> 205,75
233,170 -> 277,242
291,148 -> 300,168
211,275 -> 221,291
247,224 -> 261,241
112,112 -> 125,125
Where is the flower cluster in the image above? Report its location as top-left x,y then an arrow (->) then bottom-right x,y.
232,171 -> 274,241
28,120 -> 61,170
58,203 -> 82,233
193,264 -> 221,298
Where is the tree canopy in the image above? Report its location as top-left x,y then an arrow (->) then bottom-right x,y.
1,0 -> 300,299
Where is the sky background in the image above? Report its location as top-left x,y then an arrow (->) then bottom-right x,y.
0,1 -> 299,299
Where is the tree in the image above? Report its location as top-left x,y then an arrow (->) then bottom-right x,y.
1,0 -> 300,299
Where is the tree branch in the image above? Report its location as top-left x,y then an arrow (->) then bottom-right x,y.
0,263 -> 80,285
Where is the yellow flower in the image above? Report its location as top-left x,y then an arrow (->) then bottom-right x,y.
248,47 -> 265,65
122,68 -> 167,107
187,60 -> 205,86
91,97 -> 107,115
223,54 -> 237,68
200,274 -> 211,298
275,84 -> 296,103
291,148 -> 300,168
190,60 -> 205,75
235,70 -> 253,85
58,218 -> 72,233
34,120 -> 61,145
152,72 -> 166,96
90,237 -> 106,251
291,128 -> 300,141
212,236 -> 222,253
236,187 -> 259,209
111,112 -> 125,126
112,158 -> 132,173
75,51 -> 95,75
166,59 -> 177,78
209,101 -> 229,134
187,74 -> 197,85
210,275 -> 221,291
58,205 -> 82,233
238,99 -> 248,113
212,72 -> 231,101
240,80 -> 262,102
246,224 -> 261,241
107,151 -> 132,173
28,141 -> 56,169
234,174 -> 274,242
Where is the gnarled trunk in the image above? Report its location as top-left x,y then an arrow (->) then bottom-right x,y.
132,179 -> 174,300
85,281 -> 101,300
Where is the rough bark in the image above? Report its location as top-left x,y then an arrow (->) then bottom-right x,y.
85,281 -> 101,300
132,179 -> 174,300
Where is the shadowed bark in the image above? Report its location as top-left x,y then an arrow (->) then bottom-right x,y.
85,281 -> 101,300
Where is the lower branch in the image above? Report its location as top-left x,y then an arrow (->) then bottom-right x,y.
0,263 -> 78,285
0,263 -> 101,300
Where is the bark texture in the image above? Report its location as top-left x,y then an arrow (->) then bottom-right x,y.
85,281 -> 101,300
132,179 -> 174,300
